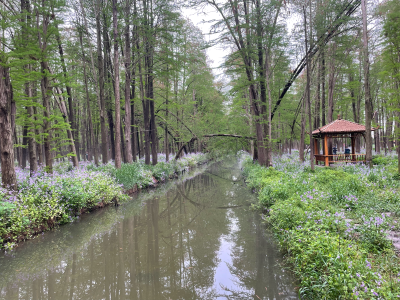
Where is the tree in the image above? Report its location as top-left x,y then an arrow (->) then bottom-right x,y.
0,54 -> 17,188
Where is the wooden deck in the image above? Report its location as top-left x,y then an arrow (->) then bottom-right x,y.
315,154 -> 366,166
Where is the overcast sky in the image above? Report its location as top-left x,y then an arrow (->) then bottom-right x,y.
181,6 -> 228,79
180,5 -> 297,82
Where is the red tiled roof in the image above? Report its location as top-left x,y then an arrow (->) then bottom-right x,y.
312,118 -> 371,135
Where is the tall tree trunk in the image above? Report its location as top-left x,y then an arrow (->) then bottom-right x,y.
131,64 -> 137,162
165,58 -> 169,161
52,3 -> 75,151
26,80 -> 37,176
112,0 -> 122,169
327,44 -> 336,123
124,0 -> 133,163
21,125 -> 28,169
108,109 -> 116,160
53,86 -> 79,167
361,0 -> 373,167
255,0 -> 268,166
321,49 -> 326,126
304,6 -> 314,170
40,61 -> 53,173
78,30 -> 98,165
375,111 -> 380,154
299,95 -> 306,162
95,0 -> 108,164
38,8 -> 53,173
78,0 -> 107,164
0,60 -> 17,188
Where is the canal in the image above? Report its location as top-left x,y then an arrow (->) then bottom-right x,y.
0,160 -> 298,299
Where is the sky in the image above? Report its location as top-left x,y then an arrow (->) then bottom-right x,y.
181,6 -> 231,79
181,5 -> 297,81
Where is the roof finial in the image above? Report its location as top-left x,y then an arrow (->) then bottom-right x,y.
337,114 -> 341,120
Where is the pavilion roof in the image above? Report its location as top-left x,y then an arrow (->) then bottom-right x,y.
312,117 -> 372,135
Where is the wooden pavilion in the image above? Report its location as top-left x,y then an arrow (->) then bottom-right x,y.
312,116 -> 373,166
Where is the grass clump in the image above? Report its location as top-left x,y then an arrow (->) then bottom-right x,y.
243,153 -> 400,299
0,168 -> 128,249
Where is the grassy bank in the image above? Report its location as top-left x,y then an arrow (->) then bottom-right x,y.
0,152 -> 213,250
243,152 -> 400,299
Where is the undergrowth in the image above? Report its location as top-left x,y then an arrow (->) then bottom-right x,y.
0,152 -> 213,250
243,153 -> 400,299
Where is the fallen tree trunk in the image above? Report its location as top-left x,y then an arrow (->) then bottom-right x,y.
175,134 -> 255,160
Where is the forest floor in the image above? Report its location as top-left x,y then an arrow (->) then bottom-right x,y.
0,152 -> 218,250
242,151 -> 400,299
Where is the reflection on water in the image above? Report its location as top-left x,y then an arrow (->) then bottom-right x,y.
0,160 -> 298,300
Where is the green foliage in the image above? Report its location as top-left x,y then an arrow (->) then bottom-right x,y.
0,168 -> 128,249
243,153 -> 400,299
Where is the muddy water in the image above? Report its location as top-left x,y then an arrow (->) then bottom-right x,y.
0,160 -> 298,300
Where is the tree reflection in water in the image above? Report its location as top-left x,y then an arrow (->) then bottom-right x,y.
0,161 -> 298,300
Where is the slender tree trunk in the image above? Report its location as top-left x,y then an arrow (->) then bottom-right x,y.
40,62 -> 53,173
327,44 -> 336,123
375,111 -> 380,154
79,30 -> 98,165
53,86 -> 79,167
299,95 -> 306,162
95,0 -> 108,164
361,0 -> 373,167
79,0 -> 108,164
112,0 -> 122,169
304,6 -> 314,170
165,58 -> 169,161
53,6 -> 75,150
131,62 -> 137,162
321,49 -> 326,126
26,80 -> 37,175
124,0 -> 133,163
21,125 -> 28,169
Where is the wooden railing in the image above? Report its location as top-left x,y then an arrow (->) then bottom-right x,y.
315,154 -> 366,165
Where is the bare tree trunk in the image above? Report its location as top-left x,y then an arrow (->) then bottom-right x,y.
375,111 -> 380,154
79,30 -> 98,165
327,44 -> 336,123
165,65 -> 169,161
361,0 -> 373,167
21,125 -> 28,169
112,0 -> 122,169
40,61 -> 53,173
53,86 -> 79,167
265,52 -> 273,166
304,6 -> 314,170
78,0 -> 108,164
321,49 -> 326,126
0,60 -> 17,188
26,80 -> 37,175
124,0 -> 133,163
299,96 -> 306,162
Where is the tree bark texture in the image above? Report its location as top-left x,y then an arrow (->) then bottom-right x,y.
0,62 -> 17,188
361,0 -> 373,167
124,0 -> 133,163
112,0 -> 122,169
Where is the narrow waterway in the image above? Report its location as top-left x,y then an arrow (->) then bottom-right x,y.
0,160 -> 298,300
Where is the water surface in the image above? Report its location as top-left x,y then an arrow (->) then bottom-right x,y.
0,160 -> 298,299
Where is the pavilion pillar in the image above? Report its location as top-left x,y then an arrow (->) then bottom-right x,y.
314,138 -> 318,165
324,134 -> 329,167
351,134 -> 356,162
